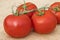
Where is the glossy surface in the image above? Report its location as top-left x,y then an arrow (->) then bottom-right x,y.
4,15 -> 32,37
32,10 -> 57,34
49,2 -> 60,24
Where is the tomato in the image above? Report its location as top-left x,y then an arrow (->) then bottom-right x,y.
3,14 -> 32,38
49,2 -> 60,24
32,10 -> 57,34
17,2 -> 37,18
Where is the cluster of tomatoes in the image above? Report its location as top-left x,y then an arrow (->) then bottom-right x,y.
3,2 -> 60,38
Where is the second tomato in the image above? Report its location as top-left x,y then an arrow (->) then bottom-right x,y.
32,10 -> 57,34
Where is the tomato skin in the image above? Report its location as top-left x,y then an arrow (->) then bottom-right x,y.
49,2 -> 60,24
32,10 -> 57,34
3,14 -> 32,37
49,2 -> 60,13
56,12 -> 60,24
17,2 -> 37,18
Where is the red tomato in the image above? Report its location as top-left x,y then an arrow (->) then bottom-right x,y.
3,14 -> 32,37
32,10 -> 57,34
17,2 -> 37,18
49,2 -> 60,24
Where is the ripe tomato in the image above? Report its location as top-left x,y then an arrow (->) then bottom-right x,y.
17,2 -> 37,18
3,14 -> 32,37
32,10 -> 57,34
49,2 -> 60,24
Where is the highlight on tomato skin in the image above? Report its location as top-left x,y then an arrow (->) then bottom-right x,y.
48,2 -> 60,24
3,14 -> 32,38
32,10 -> 57,34
17,2 -> 37,18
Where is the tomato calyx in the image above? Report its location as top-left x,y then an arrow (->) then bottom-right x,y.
37,7 -> 48,16
37,10 -> 44,16
53,6 -> 60,12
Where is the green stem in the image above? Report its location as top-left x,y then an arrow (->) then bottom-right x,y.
37,7 -> 48,16
23,0 -> 26,11
19,0 -> 27,14
12,6 -> 19,16
38,10 -> 44,16
43,7 -> 45,14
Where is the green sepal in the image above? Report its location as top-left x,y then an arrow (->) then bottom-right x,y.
53,6 -> 60,12
14,10 -> 19,16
